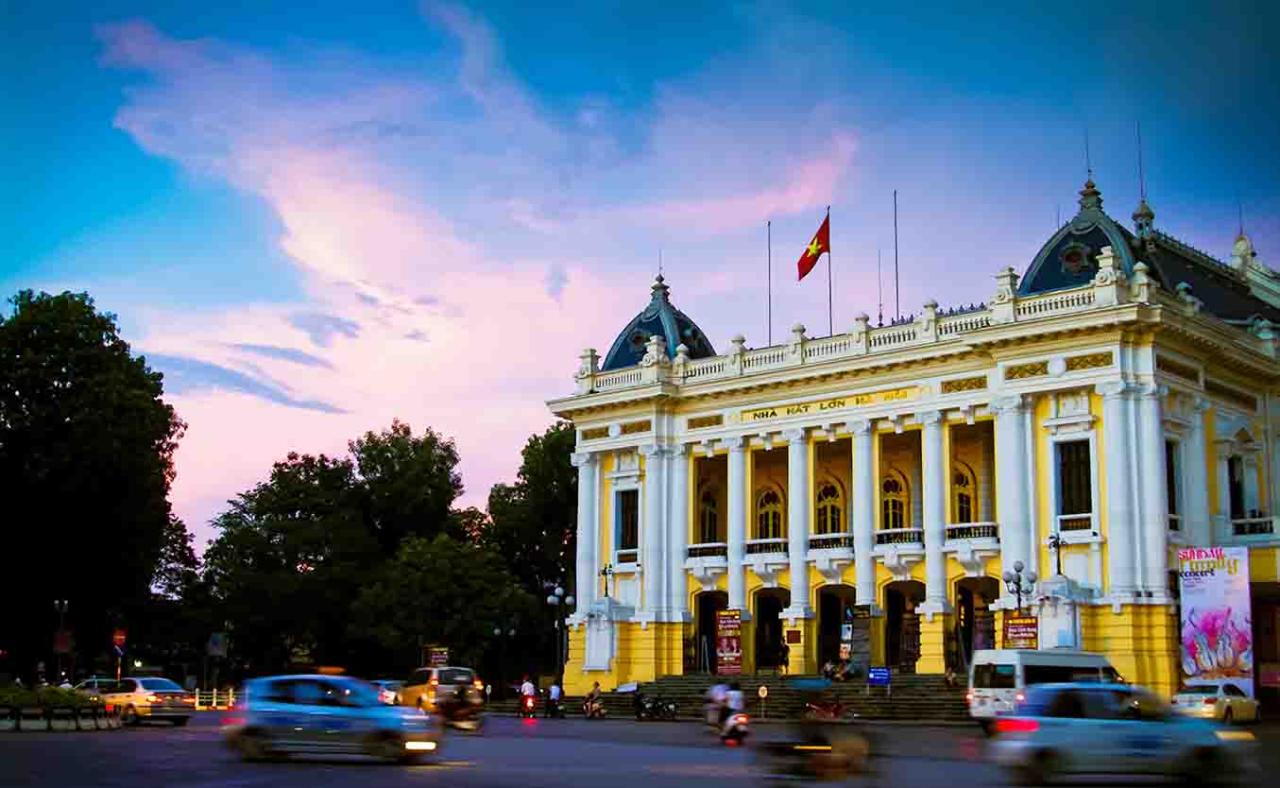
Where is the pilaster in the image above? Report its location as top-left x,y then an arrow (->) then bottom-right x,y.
783,428 -> 813,618
725,436 -> 748,611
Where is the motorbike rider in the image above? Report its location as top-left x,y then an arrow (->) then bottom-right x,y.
584,681 -> 603,717
546,680 -> 563,718
726,682 -> 745,719
519,675 -> 537,714
707,681 -> 729,725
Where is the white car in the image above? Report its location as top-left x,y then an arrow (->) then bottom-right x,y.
968,648 -> 1119,731
1172,683 -> 1261,724
988,682 -> 1256,785
98,677 -> 196,725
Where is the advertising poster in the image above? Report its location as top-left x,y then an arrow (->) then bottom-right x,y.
1178,547 -> 1252,690
1003,615 -> 1039,649
715,609 -> 742,675
427,646 -> 449,667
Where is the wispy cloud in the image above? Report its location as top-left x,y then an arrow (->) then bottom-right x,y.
232,343 -> 333,368
149,353 -> 346,414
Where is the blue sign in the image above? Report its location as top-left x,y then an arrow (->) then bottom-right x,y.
867,667 -> 891,687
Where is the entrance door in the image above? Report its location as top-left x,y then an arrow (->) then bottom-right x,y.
817,585 -> 857,667
695,591 -> 728,674
954,577 -> 999,671
754,590 -> 789,671
884,580 -> 925,672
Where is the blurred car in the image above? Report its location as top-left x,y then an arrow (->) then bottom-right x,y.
968,648 -> 1119,731
399,666 -> 483,712
1172,683 -> 1261,724
989,682 -> 1255,785
224,674 -> 441,764
99,677 -> 195,725
369,679 -> 404,705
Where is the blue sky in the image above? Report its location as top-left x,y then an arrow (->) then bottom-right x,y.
3,1 -> 1277,543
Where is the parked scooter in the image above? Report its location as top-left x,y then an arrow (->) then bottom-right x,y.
582,697 -> 606,719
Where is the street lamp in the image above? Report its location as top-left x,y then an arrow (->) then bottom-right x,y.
491,625 -> 516,699
546,585 -> 575,681
1047,534 -> 1065,577
599,564 -> 616,598
53,600 -> 69,681
1002,560 -> 1038,613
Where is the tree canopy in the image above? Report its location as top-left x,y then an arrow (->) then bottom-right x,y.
0,291 -> 184,676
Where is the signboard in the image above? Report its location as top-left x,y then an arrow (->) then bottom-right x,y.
867,666 -> 892,687
849,606 -> 872,668
428,647 -> 449,667
740,386 -> 919,423
1003,615 -> 1039,650
112,629 -> 127,648
1177,547 -> 1252,691
715,609 -> 743,675
53,630 -> 72,655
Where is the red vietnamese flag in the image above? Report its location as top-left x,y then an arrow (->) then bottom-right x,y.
796,213 -> 830,280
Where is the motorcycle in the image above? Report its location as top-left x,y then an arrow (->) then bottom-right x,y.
721,711 -> 750,745
544,696 -> 566,719
582,697 -> 606,719
438,687 -> 486,733
634,693 -> 679,721
520,694 -> 537,719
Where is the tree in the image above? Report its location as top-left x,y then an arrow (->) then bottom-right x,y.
0,290 -> 184,678
350,535 -> 535,674
202,452 -> 379,672
349,420 -> 463,554
482,422 -> 577,595
153,516 -> 199,601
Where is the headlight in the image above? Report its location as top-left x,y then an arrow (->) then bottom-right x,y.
1215,730 -> 1255,742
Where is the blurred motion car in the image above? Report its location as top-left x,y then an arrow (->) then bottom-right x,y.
224,674 -> 441,764
1172,683 -> 1261,724
73,676 -> 120,702
98,677 -> 195,725
968,648 -> 1119,731
369,679 -> 404,705
399,666 -> 483,712
988,682 -> 1255,785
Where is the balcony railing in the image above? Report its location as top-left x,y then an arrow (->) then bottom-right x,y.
615,548 -> 639,565
875,528 -> 923,546
687,542 -> 728,559
745,538 -> 788,556
1232,517 -> 1274,536
1057,514 -> 1093,532
945,522 -> 999,541
809,533 -> 854,551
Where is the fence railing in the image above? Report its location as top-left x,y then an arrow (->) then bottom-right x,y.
744,538 -> 788,556
945,522 -> 999,541
687,542 -> 728,559
808,533 -> 854,550
194,689 -> 236,710
1232,517 -> 1274,536
875,528 -> 923,545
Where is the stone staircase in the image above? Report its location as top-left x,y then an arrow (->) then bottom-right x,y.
489,672 -> 969,722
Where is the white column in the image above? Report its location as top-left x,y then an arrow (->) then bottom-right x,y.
992,394 -> 1029,605
640,444 -> 666,616
1214,441 -> 1233,543
1136,384 -> 1170,599
920,411 -> 949,610
1099,381 -> 1137,598
784,428 -> 812,617
726,437 -> 748,611
571,451 -> 598,613
851,420 -> 876,607
1182,398 -> 1212,547
668,444 -> 690,621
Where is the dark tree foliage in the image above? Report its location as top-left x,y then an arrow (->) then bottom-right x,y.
350,535 -> 536,675
482,422 -> 578,596
0,291 -> 184,678
349,420 -> 463,554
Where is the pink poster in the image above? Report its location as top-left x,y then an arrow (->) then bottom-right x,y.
1177,547 -> 1253,692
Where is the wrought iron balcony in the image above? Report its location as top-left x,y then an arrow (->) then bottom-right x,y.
945,522 -> 999,541
686,542 -> 728,559
874,528 -> 923,546
744,538 -> 788,555
1232,516 -> 1274,536
808,532 -> 854,551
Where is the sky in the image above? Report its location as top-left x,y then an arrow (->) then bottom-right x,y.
4,1 -> 1278,548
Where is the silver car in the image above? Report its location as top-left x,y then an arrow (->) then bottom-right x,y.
224,674 -> 441,764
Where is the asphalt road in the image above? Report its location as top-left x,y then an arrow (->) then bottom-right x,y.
0,713 -> 1270,787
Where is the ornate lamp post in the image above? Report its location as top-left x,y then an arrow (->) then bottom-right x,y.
1047,534 -> 1065,577
491,624 -> 516,699
545,585 -> 575,680
599,564 -> 616,599
1002,560 -> 1038,613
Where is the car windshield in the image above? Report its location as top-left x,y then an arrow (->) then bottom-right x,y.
973,664 -> 1015,689
139,678 -> 183,691
330,678 -> 381,707
438,668 -> 474,684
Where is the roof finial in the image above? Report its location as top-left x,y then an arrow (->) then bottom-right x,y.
1132,121 -> 1154,238
1136,120 -> 1147,201
1238,199 -> 1246,239
1085,126 -> 1093,181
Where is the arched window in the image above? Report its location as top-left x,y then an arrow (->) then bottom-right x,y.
952,464 -> 976,524
881,474 -> 907,530
698,489 -> 719,543
756,489 -> 784,539
816,482 -> 843,534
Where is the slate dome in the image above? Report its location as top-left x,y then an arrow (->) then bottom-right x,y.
601,275 -> 716,371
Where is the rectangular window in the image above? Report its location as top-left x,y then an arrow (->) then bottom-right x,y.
1228,456 -> 1246,520
617,489 -> 639,557
1056,440 -> 1092,530
1165,440 -> 1180,530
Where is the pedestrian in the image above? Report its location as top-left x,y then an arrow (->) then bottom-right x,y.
546,679 -> 562,718
780,641 -> 790,675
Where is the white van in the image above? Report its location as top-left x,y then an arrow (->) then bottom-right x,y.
967,649 -> 1120,730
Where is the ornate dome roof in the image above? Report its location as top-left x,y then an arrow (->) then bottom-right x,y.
601,275 -> 716,371
1019,178 -> 1139,295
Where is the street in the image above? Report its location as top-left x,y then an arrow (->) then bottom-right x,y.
1,714 -> 1008,788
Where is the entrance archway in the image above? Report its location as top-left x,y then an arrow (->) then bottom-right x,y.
884,580 -> 925,672
694,591 -> 728,674
754,589 -> 790,671
817,585 -> 857,667
954,577 -> 999,671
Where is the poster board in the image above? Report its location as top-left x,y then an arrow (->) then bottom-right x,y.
715,609 -> 742,675
1177,547 -> 1252,693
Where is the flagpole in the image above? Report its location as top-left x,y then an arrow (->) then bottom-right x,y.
767,220 -> 773,346
826,205 -> 833,336
892,190 -> 900,321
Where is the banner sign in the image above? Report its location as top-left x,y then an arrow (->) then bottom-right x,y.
427,647 -> 449,667
207,633 -> 227,657
867,666 -> 891,687
1177,547 -> 1252,691
715,610 -> 742,675
1003,615 -> 1039,650
740,387 -> 918,424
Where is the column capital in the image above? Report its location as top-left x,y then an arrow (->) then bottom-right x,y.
847,418 -> 874,436
781,427 -> 808,444
1191,395 -> 1211,414
1135,382 -> 1168,399
638,443 -> 667,458
1095,380 -> 1133,399
721,435 -> 747,453
669,442 -> 691,458
916,409 -> 944,427
989,393 -> 1025,414
570,451 -> 597,468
